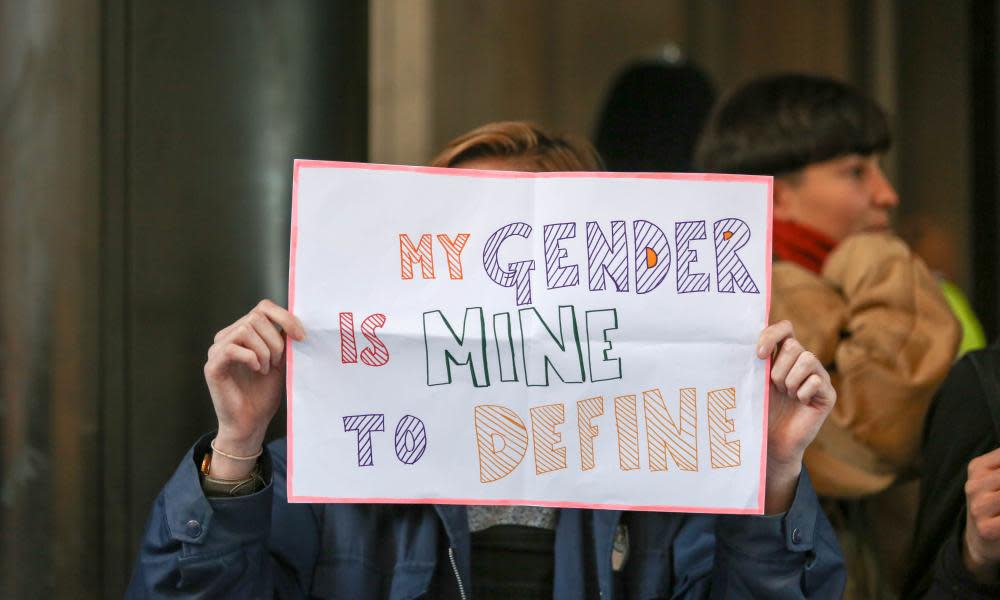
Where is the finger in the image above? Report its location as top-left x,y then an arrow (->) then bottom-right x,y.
223,323 -> 272,375
256,299 -> 306,341
968,490 -> 1000,523
966,471 -> 1000,497
972,514 -> 1000,545
248,310 -> 286,367
214,316 -> 247,343
969,447 -> 1000,477
205,343 -> 261,379
784,351 -> 820,399
213,300 -> 305,344
757,320 -> 795,359
796,373 -> 835,409
770,338 -> 804,394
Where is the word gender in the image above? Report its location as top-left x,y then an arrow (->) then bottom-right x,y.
399,219 -> 760,306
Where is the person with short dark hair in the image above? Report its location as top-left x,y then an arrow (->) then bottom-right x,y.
695,73 -> 890,182
696,74 -> 961,596
903,345 -> 1000,598
127,121 -> 846,599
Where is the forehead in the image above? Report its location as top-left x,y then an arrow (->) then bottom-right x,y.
801,153 -> 879,172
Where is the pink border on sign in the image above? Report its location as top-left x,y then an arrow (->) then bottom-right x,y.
286,162 -> 302,496
287,495 -> 763,515
287,159 -> 774,514
758,178 -> 774,514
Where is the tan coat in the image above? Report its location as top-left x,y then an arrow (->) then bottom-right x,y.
771,232 -> 960,498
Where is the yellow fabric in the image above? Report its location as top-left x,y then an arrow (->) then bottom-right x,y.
938,278 -> 987,357
771,232 -> 961,498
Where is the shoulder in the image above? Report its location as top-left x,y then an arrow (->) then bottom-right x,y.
923,348 -> 1000,465
929,349 -> 998,426
771,262 -> 845,363
822,232 -> 941,296
772,261 -> 842,308
773,260 -> 827,288
826,232 -> 911,268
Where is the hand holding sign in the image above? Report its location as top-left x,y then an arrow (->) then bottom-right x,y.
204,299 -> 304,479
757,320 -> 836,513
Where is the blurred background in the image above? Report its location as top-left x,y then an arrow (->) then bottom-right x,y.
1,1 -> 997,597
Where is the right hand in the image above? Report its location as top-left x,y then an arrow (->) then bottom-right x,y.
963,446 -> 1000,582
204,299 -> 305,478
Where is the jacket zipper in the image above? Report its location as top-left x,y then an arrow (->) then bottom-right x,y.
448,546 -> 467,600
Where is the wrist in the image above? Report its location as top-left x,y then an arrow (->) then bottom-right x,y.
210,430 -> 265,480
767,454 -> 803,485
215,425 -> 266,456
764,460 -> 802,515
964,525 -> 1000,583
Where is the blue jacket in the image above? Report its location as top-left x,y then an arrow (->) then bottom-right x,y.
128,433 -> 845,599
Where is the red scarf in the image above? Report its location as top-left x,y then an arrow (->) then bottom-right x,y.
772,220 -> 837,274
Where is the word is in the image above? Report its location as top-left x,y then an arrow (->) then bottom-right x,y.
338,312 -> 390,367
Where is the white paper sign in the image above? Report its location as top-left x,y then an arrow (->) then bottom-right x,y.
287,161 -> 773,514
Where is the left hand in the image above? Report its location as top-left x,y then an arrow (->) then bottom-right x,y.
757,320 -> 836,513
962,447 -> 1000,582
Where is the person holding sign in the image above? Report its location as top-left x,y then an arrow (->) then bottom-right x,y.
128,122 -> 845,599
695,74 -> 962,596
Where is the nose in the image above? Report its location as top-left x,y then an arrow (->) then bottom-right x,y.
870,165 -> 899,208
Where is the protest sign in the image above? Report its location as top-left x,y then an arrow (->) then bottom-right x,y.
287,161 -> 772,513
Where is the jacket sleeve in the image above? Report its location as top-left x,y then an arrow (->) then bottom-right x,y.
706,468 -> 846,599
776,233 -> 960,497
126,434 -> 320,599
919,525 -> 1000,599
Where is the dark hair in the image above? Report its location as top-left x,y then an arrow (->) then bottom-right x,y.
595,61 -> 716,172
694,73 -> 891,176
431,121 -> 603,172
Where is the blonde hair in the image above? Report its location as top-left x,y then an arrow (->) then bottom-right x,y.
430,121 -> 603,172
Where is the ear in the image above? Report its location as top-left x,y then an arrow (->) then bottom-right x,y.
773,177 -> 798,222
